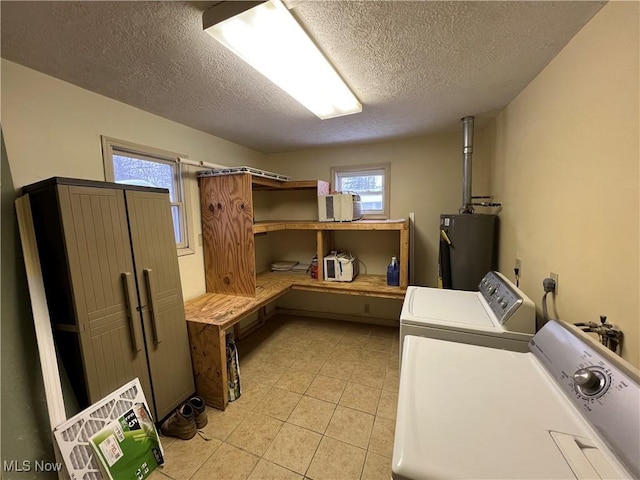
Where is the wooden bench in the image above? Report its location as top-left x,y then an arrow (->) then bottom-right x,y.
184,272 -> 406,410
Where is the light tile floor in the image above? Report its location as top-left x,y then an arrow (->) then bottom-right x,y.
151,314 -> 399,480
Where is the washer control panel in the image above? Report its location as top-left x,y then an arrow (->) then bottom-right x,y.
530,321 -> 640,478
573,366 -> 611,398
478,272 -> 535,332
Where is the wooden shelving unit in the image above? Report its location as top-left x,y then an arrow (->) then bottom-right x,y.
199,173 -> 408,295
188,172 -> 410,410
253,219 -> 409,287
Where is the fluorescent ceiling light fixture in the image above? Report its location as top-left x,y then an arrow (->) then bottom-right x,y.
203,0 -> 362,119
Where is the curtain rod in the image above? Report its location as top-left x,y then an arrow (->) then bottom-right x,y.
177,157 -> 227,169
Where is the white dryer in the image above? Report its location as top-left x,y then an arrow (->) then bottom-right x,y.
400,271 -> 536,354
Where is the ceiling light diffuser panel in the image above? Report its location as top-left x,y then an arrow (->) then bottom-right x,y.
204,0 -> 362,119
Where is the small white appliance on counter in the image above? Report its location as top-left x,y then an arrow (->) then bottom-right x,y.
393,320 -> 640,479
323,251 -> 358,282
400,271 -> 536,355
318,193 -> 363,222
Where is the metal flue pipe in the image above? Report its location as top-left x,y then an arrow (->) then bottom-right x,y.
460,116 -> 474,214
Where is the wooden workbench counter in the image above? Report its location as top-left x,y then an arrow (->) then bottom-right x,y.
185,272 -> 406,410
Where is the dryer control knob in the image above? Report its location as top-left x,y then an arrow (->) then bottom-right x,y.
573,368 -> 606,396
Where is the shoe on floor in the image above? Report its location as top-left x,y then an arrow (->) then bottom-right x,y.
188,396 -> 208,429
160,403 -> 196,440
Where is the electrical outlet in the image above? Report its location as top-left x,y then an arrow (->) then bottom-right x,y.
364,303 -> 370,314
515,257 -> 522,271
550,272 -> 559,294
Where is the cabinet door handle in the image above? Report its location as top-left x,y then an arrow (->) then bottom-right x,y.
121,272 -> 143,352
143,268 -> 163,344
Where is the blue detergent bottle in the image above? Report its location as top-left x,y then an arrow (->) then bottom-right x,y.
387,256 -> 400,286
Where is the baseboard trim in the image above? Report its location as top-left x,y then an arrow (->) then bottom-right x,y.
274,307 -> 399,327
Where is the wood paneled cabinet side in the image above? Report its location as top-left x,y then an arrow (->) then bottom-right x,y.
199,174 -> 256,297
23,178 -> 194,421
199,174 -> 332,297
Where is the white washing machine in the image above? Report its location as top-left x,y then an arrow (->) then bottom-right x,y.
392,320 -> 640,479
400,271 -> 536,355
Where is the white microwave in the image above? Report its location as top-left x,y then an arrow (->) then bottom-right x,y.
318,193 -> 363,222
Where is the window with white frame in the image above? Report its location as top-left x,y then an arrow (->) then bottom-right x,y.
102,137 -> 192,253
331,163 -> 390,218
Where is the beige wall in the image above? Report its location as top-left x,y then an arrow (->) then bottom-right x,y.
264,131 -> 494,318
4,1 -> 636,470
0,61 -> 268,471
266,133 -> 494,284
3,1 -> 636,362
488,1 -> 639,367
1,60 -> 266,300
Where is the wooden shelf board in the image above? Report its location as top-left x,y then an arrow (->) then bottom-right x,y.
185,272 -> 406,329
184,277 -> 290,329
205,172 -> 328,192
250,176 -> 288,189
253,222 -> 290,233
261,271 -> 407,299
253,219 -> 408,234
315,219 -> 408,231
251,176 -> 329,192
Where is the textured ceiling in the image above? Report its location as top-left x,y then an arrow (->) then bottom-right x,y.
1,1 -> 604,153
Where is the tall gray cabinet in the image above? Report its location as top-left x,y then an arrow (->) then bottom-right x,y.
23,177 -> 194,421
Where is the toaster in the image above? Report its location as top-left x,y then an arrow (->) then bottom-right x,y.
323,251 -> 359,282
